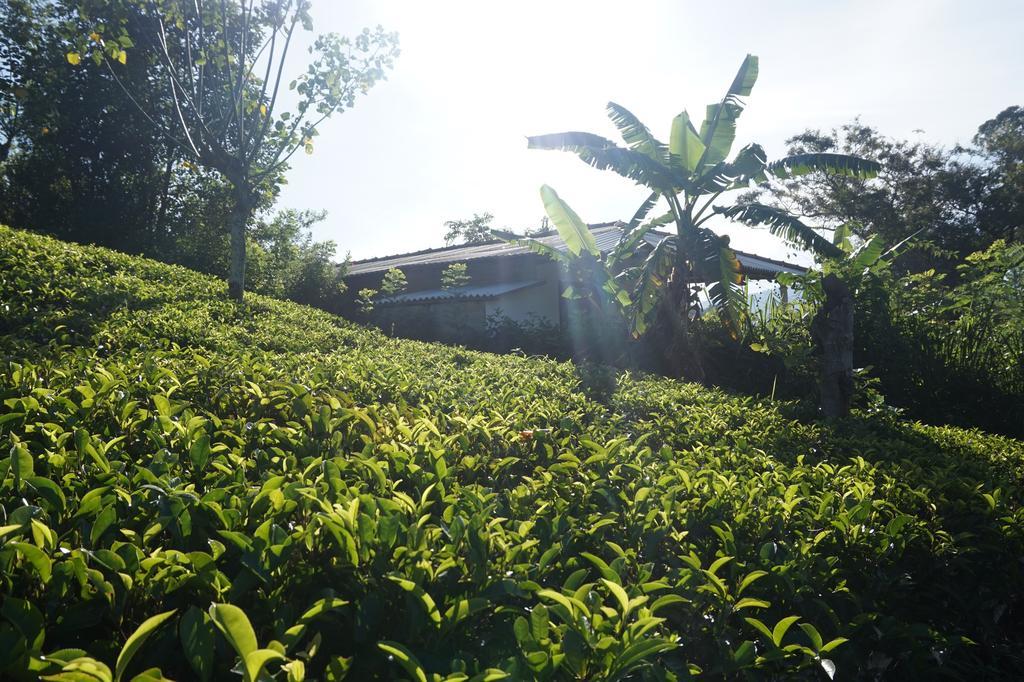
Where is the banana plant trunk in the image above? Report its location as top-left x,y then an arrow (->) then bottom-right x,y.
228,183 -> 253,302
663,266 -> 706,384
662,213 -> 707,383
812,274 -> 854,417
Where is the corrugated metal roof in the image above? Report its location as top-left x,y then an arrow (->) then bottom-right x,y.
346,223 -> 624,276
375,280 -> 544,306
347,224 -> 806,279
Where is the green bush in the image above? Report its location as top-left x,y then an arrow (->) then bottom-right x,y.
734,240 -> 1024,437
2,225 -> 1024,679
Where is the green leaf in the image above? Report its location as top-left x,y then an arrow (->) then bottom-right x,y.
377,641 -> 428,682
626,235 -> 675,338
624,192 -> 660,233
707,555 -> 733,577
530,604 -> 549,640
387,576 -> 441,626
798,622 -> 824,651
581,551 -> 621,582
650,594 -> 689,614
283,660 -> 305,682
832,222 -> 854,252
728,54 -> 759,97
851,235 -> 885,269
11,443 -> 33,489
699,232 -> 747,338
610,639 -> 678,678
608,215 -> 670,270
281,597 -> 348,650
606,102 -> 666,162
115,610 -> 177,682
731,640 -> 756,666
179,606 -> 214,682
10,542 -> 51,581
537,589 -> 581,617
766,153 -> 880,180
697,55 -> 758,169
0,522 -> 24,540
3,596 -> 45,651
209,603 -> 258,662
717,203 -> 842,258
744,617 -> 774,641
243,649 -> 285,682
737,570 -> 768,596
601,577 -> 631,616
189,434 -> 211,472
670,111 -> 705,172
539,185 -> 599,257
820,636 -> 849,654
43,657 -> 113,682
528,133 -> 681,192
772,616 -> 801,646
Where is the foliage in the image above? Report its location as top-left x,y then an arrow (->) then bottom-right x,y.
63,0 -> 399,298
482,313 -> 570,359
2,225 -> 1024,679
440,263 -> 471,290
853,239 -> 1024,437
573,362 -> 618,404
245,209 -> 348,308
738,238 -> 1024,437
0,0 -> 202,253
356,288 -> 378,316
444,213 -> 497,246
379,268 -> 408,297
0,1 -> 352,309
740,110 -> 1023,266
523,55 -> 878,380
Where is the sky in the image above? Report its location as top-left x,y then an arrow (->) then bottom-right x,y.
275,0 -> 1024,264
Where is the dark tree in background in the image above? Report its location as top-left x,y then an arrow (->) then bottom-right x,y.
444,212 -> 498,245
741,108 -> 1023,271
0,0 -> 185,252
0,0 -> 390,307
63,0 -> 398,299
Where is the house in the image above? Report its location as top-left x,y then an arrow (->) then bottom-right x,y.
339,223 -> 805,340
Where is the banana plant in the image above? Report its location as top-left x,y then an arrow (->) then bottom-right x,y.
520,54 -> 880,380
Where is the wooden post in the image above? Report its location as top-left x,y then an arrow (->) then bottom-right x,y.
811,274 -> 854,417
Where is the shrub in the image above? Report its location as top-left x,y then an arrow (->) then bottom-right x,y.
2,225 -> 1024,679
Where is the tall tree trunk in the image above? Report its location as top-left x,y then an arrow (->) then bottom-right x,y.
228,183 -> 253,301
812,274 -> 854,417
662,265 -> 706,384
153,153 -> 175,241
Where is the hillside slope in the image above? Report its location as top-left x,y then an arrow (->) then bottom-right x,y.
2,225 -> 1023,680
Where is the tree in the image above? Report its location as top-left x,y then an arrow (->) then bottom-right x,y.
0,0 -> 194,252
972,106 -> 1024,246
379,267 -> 407,296
740,111 -> 1023,270
246,208 -> 347,307
441,262 -> 470,290
523,55 -> 878,381
444,213 -> 496,245
66,0 -> 399,300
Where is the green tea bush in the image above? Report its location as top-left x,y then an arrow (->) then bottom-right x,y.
2,225 -> 1024,680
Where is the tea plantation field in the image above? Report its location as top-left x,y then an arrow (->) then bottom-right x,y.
2,225 -> 1023,680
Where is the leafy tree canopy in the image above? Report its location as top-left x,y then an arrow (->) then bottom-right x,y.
740,109 -> 1023,269
444,212 -> 497,245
